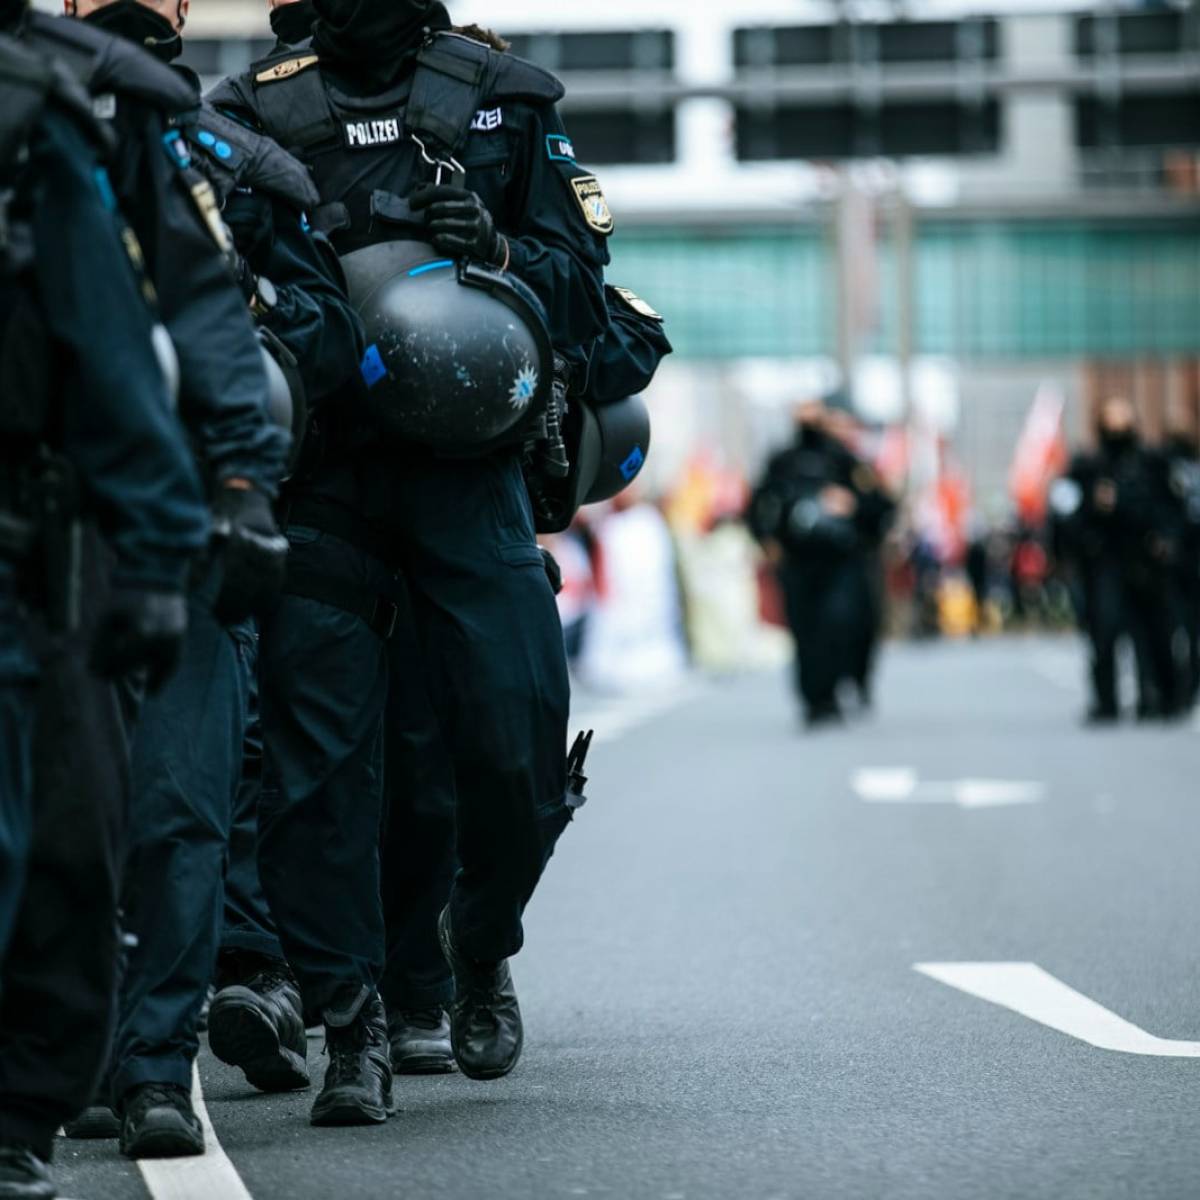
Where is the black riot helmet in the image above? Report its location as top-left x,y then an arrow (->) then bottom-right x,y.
340,239 -> 553,455
575,394 -> 651,505
257,327 -> 307,474
531,393 -> 652,533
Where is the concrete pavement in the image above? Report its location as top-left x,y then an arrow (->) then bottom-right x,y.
55,636 -> 1200,1200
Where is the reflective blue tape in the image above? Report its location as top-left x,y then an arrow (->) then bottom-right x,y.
407,260 -> 455,278
360,344 -> 387,388
93,167 -> 117,212
215,140 -> 233,160
197,130 -> 217,147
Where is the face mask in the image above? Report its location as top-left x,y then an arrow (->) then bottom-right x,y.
83,0 -> 182,62
1100,428 -> 1136,453
0,0 -> 27,31
269,0 -> 315,45
311,0 -> 446,88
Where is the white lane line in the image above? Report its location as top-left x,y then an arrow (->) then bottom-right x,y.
851,769 -> 1045,809
136,1063 -> 253,1200
572,681 -> 702,747
916,962 -> 1200,1058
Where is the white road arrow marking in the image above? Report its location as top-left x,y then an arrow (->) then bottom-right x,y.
851,769 -> 1044,809
916,962 -> 1200,1057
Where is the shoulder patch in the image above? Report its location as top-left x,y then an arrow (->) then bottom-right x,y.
612,287 -> 662,322
569,175 -> 614,236
255,54 -> 319,84
546,134 -> 576,162
161,129 -> 192,169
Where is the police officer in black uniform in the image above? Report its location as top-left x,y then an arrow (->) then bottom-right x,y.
748,399 -> 883,726
208,0 -> 611,1127
0,20 -> 209,1196
51,0 -> 365,1157
12,0 -> 297,1157
1162,423 -> 1200,708
1052,396 -> 1182,722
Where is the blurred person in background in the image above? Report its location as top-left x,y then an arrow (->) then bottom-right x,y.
747,397 -> 890,727
1050,396 -> 1183,723
1162,421 -> 1200,706
823,406 -> 894,709
575,490 -> 688,694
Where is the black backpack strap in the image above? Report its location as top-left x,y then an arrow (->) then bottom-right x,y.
249,53 -> 341,160
405,34 -> 491,161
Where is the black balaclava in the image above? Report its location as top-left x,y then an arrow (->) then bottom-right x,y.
270,0 -> 316,46
0,0 -> 27,31
83,0 -> 183,62
311,0 -> 448,91
1099,426 -> 1138,456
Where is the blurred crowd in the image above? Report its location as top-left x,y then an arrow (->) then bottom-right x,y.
552,390 -> 1200,729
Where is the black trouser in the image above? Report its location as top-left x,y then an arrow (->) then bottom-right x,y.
258,450 -> 571,1015
0,535 -> 128,1159
1083,558 -> 1179,715
779,555 -> 859,714
112,583 -> 255,1102
220,664 -> 287,967
379,600 -> 456,1015
846,552 -> 883,694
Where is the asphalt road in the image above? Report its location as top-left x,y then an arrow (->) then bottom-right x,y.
55,635 -> 1200,1200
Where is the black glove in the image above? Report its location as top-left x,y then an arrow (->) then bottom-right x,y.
210,484 -> 289,625
540,546 -> 564,595
408,184 -> 507,268
89,588 -> 188,694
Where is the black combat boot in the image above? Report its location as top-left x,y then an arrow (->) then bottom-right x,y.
438,907 -> 523,1081
207,958 -> 309,1092
387,1007 -> 455,1075
310,988 -> 394,1127
119,1083 -> 203,1159
0,1143 -> 55,1200
61,1102 -> 120,1140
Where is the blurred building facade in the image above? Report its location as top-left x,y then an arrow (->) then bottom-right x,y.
177,0 -> 1199,508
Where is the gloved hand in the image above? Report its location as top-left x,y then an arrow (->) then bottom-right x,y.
89,588 -> 188,693
210,482 -> 289,625
408,184 -> 508,268
539,546 -> 563,595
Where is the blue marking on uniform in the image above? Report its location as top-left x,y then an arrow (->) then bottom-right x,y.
546,135 -> 576,162
93,167 -> 117,212
620,445 -> 645,481
407,260 -> 455,278
197,130 -> 217,147
360,344 -> 387,388
215,141 -> 233,160
161,130 -> 191,168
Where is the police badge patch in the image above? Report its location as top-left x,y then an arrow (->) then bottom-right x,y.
569,175 -> 614,236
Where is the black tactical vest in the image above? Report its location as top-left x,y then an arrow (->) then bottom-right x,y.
208,32 -> 563,256
0,33 -> 109,448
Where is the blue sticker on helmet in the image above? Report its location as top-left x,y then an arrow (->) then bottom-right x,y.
360,344 -> 387,388
620,446 -> 645,481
